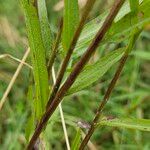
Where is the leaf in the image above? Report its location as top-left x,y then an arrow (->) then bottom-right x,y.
129,0 -> 139,12
114,0 -> 131,22
67,48 -> 125,95
21,0 -> 49,118
132,51 -> 150,60
108,0 -> 149,41
115,0 -> 141,22
64,0 -> 150,58
25,116 -> 34,141
71,128 -> 81,150
62,0 -> 79,52
97,118 -> 150,132
25,85 -> 35,141
37,0 -> 52,57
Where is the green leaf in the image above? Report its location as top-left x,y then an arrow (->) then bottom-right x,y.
108,0 -> 149,42
21,0 -> 49,118
62,0 -> 79,52
25,85 -> 34,141
129,0 -> 139,12
97,118 -> 150,132
25,116 -> 34,141
67,48 -> 125,95
65,0 -> 150,58
115,0 -> 140,22
115,0 -> 131,22
71,128 -> 81,150
129,0 -> 139,24
132,51 -> 150,60
37,0 -> 52,57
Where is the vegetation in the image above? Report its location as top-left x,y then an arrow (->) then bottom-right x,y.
0,0 -> 150,149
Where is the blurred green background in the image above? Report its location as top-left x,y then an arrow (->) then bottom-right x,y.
0,0 -> 150,149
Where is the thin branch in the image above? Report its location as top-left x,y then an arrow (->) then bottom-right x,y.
79,29 -> 142,150
46,0 -> 97,108
0,48 -> 30,111
47,19 -> 63,78
27,1 -> 125,149
52,66 -> 70,150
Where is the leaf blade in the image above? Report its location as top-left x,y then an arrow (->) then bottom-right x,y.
129,0 -> 139,12
21,0 -> 49,118
97,118 -> 150,132
62,0 -> 79,52
64,0 -> 150,58
37,0 -> 52,56
67,48 -> 125,95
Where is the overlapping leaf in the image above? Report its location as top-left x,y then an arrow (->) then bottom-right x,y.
60,0 -> 150,58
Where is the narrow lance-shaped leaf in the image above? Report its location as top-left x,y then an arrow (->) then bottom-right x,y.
67,48 -> 125,95
37,0 -> 52,57
62,0 -> 79,52
21,0 -> 49,119
62,0 -> 150,58
97,118 -> 150,132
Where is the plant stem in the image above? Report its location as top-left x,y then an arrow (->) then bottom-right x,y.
79,54 -> 128,150
27,0 -> 125,149
79,29 -> 141,150
47,19 -> 63,78
46,0 -> 97,107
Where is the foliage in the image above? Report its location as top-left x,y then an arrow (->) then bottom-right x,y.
0,0 -> 150,149
21,0 -> 49,119
62,0 -> 79,52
